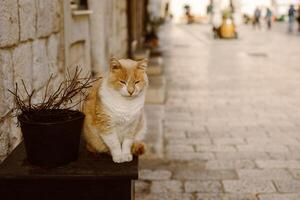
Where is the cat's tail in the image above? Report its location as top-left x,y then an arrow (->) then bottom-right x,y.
131,141 -> 146,156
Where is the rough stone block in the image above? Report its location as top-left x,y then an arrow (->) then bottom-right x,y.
0,0 -> 19,47
0,119 -> 10,157
185,181 -> 222,193
12,42 -> 33,93
33,39 -> 50,89
223,180 -> 276,193
150,180 -> 183,193
52,0 -> 61,32
143,105 -> 164,158
134,180 -> 150,193
139,169 -> 172,180
47,34 -> 59,75
9,117 -> 22,152
0,50 -> 14,115
36,0 -> 54,37
19,0 -> 36,41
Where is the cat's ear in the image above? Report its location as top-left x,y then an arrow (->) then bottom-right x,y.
110,57 -> 121,71
137,58 -> 148,71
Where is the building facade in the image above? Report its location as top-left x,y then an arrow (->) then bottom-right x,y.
0,0 -> 148,160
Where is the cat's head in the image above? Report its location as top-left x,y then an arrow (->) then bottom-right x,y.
107,58 -> 148,98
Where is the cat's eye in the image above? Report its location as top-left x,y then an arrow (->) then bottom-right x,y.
135,81 -> 140,84
119,80 -> 126,84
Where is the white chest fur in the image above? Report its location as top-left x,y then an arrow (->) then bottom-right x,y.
99,78 -> 145,138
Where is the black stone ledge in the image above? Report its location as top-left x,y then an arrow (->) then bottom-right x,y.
0,142 -> 138,181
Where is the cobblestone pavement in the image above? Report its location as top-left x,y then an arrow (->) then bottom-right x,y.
136,23 -> 300,200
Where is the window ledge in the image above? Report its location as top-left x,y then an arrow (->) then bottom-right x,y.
72,10 -> 93,16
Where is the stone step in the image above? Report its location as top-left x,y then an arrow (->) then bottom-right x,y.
147,56 -> 164,76
145,75 -> 166,104
142,105 -> 165,159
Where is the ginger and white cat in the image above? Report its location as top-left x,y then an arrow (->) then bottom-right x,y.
82,58 -> 148,163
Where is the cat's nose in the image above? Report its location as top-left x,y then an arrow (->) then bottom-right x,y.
128,90 -> 134,96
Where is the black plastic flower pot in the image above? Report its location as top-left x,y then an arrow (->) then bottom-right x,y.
18,110 -> 85,167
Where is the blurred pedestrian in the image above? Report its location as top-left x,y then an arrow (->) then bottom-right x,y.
184,4 -> 193,24
265,8 -> 273,30
297,5 -> 300,32
288,5 -> 296,33
253,7 -> 261,29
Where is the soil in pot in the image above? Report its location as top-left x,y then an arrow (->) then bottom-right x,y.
18,109 -> 85,167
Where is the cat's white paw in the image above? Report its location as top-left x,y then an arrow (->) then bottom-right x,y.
122,152 -> 133,162
112,153 -> 123,163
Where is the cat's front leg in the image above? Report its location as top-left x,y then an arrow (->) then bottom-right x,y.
122,138 -> 133,162
101,133 -> 123,163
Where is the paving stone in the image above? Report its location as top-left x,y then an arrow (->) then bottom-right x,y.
223,180 -> 276,193
256,160 -> 300,169
213,138 -> 246,145
216,152 -> 270,160
166,144 -> 194,153
289,169 -> 300,179
196,145 -> 236,152
168,138 -> 212,145
174,170 -> 238,180
237,145 -> 289,153
206,160 -> 256,169
140,23 -> 300,199
258,194 -> 300,200
139,169 -> 172,180
222,194 -> 258,200
165,131 -> 186,139
150,180 -> 183,193
0,0 -> 19,47
166,152 -> 215,161
274,180 -> 300,192
238,169 -> 293,180
195,193 -> 221,200
185,181 -> 222,193
136,193 -> 193,200
186,131 -> 210,138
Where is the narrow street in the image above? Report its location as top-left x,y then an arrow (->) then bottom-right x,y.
137,23 -> 300,200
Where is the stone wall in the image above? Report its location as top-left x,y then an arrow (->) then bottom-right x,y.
88,0 -> 128,74
0,0 -> 64,160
